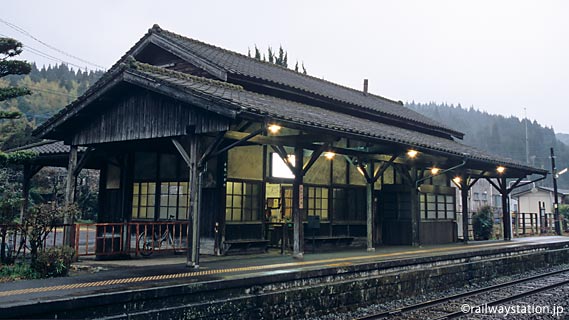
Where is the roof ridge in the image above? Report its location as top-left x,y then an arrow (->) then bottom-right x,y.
152,26 -> 461,137
128,60 -> 244,91
153,27 -> 408,107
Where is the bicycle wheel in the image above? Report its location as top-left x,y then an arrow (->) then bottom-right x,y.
137,232 -> 154,256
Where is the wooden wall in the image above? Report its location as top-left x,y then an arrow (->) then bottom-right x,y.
72,90 -> 229,145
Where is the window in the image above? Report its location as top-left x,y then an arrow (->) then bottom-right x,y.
420,192 -> 455,220
132,182 -> 156,219
473,192 -> 480,201
332,187 -> 366,221
225,181 -> 261,221
159,182 -> 189,220
271,153 -> 294,179
307,187 -> 329,220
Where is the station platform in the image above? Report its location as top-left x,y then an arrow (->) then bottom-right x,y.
1,236 -> 569,319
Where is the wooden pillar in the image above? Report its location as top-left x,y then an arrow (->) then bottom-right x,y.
500,178 -> 511,241
410,167 -> 420,246
461,179 -> 470,243
292,146 -> 304,259
20,164 -> 31,222
366,162 -> 375,251
64,145 -> 78,247
187,136 -> 201,268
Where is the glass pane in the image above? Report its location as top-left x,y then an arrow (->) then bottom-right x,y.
148,196 -> 155,206
141,183 -> 148,195
140,196 -> 147,206
160,207 -> 168,219
133,183 -> 139,194
234,183 -> 243,195
169,196 -> 177,207
225,208 -> 232,221
322,188 -> 328,199
132,196 -> 139,206
233,196 -> 242,208
148,183 -> 156,194
161,183 -> 169,194
147,207 -> 154,217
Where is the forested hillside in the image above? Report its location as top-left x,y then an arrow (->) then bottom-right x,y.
407,102 -> 569,188
0,63 -> 103,149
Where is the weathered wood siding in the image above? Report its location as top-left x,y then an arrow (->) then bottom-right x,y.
72,91 -> 229,145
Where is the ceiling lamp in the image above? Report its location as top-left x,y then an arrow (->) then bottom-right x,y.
407,150 -> 418,158
267,124 -> 281,134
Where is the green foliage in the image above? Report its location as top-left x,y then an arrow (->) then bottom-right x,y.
407,102 -> 569,188
0,263 -> 39,281
19,204 -> 78,262
31,246 -> 75,278
0,150 -> 37,166
473,206 -> 494,240
0,37 -> 31,103
250,45 -> 301,71
560,204 -> 569,220
0,110 -> 21,119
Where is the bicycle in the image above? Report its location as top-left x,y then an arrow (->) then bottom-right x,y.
137,216 -> 183,256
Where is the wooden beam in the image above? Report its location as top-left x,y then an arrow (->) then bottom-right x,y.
211,128 -> 263,157
172,138 -> 191,167
302,144 -> 327,175
73,147 -> 94,176
271,145 -> 296,173
199,131 -> 226,165
372,154 -> 398,183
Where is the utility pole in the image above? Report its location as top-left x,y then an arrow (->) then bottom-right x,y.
551,147 -> 562,235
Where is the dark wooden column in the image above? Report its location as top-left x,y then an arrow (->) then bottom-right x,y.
366,161 -> 375,251
188,136 -> 201,268
292,146 -> 304,259
20,164 -> 31,222
460,176 -> 470,243
500,178 -> 512,241
64,145 -> 78,247
409,167 -> 420,247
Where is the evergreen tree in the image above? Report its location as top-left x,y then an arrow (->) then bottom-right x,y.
0,38 -> 31,107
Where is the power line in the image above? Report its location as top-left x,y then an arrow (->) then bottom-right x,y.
1,32 -> 100,71
0,17 -> 106,70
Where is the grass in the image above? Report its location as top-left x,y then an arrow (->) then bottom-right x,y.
0,263 -> 39,282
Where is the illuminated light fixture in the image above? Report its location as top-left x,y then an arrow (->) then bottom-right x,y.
286,154 -> 296,165
324,152 -> 335,160
496,166 -> 506,174
267,124 -> 281,134
407,150 -> 418,158
430,167 -> 440,175
452,176 -> 462,184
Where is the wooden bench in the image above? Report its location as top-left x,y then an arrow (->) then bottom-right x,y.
304,236 -> 354,251
223,239 -> 270,255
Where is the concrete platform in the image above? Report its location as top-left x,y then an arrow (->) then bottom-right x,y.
1,236 -> 568,319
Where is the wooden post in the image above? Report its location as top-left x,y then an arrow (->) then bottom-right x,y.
500,178 -> 511,240
410,167 -> 420,246
366,162 -> 374,251
461,178 -> 470,243
292,146 -> 304,259
64,145 -> 78,247
20,164 -> 31,222
187,136 -> 201,268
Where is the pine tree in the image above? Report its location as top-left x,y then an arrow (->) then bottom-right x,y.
268,47 -> 274,64
254,45 -> 261,60
0,38 -> 31,107
294,61 -> 299,72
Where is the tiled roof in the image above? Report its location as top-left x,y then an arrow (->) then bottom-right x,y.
152,26 -> 463,138
128,62 -> 544,174
7,140 -> 85,155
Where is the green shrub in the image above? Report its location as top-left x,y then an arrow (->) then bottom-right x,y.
0,263 -> 39,281
473,206 -> 494,240
31,246 -> 75,278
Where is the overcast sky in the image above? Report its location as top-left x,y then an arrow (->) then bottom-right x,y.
2,1 -> 568,133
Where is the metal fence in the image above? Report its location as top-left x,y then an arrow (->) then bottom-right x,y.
0,221 -> 189,260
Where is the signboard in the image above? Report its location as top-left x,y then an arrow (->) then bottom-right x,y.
299,184 -> 304,209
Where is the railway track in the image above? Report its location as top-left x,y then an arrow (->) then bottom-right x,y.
355,268 -> 569,319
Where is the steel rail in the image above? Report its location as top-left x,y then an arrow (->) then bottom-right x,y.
355,268 -> 569,320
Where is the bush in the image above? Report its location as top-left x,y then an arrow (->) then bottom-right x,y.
31,246 -> 75,278
473,206 -> 494,240
0,263 -> 39,281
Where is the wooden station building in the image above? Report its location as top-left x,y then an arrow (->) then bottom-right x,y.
21,25 -> 547,265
